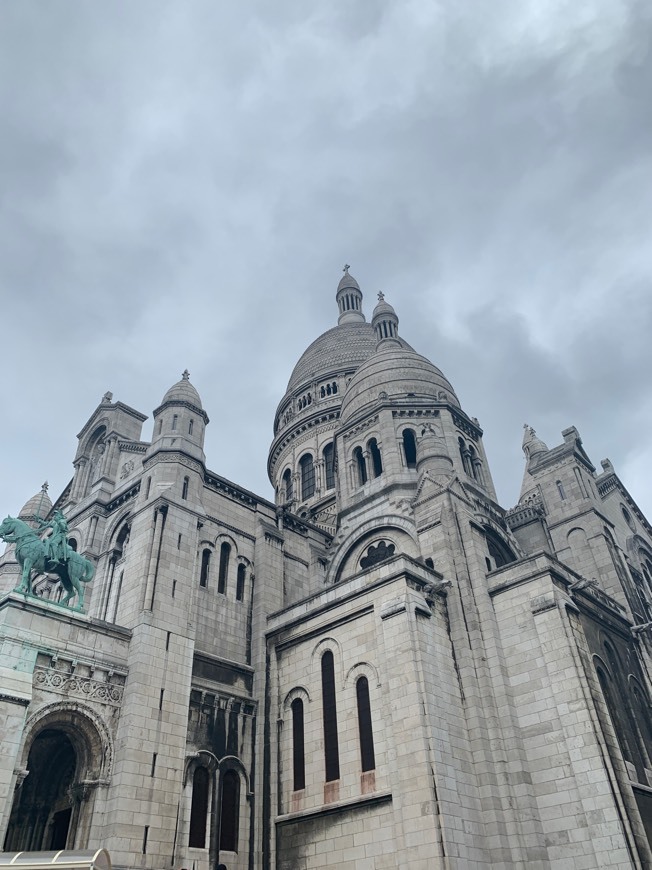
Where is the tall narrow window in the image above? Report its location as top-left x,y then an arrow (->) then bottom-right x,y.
283,468 -> 293,502
236,564 -> 246,601
353,447 -> 367,486
188,766 -> 209,848
557,480 -> 566,500
291,698 -> 305,790
300,453 -> 315,500
182,476 -> 189,500
356,676 -> 376,772
219,770 -> 240,852
218,542 -> 230,594
323,443 -> 335,490
145,477 -> 152,499
403,429 -> 417,469
200,549 -> 211,588
172,414 -> 178,431
157,419 -> 163,435
468,445 -> 480,482
368,439 -> 383,478
321,651 -> 340,781
189,419 -> 194,435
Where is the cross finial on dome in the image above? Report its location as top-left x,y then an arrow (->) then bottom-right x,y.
377,291 -> 385,302
182,369 -> 190,381
343,263 -> 350,273
41,481 -> 49,493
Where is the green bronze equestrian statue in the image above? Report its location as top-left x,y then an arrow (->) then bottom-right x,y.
0,513 -> 95,609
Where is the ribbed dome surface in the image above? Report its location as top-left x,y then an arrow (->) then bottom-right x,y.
340,344 -> 460,426
161,375 -> 203,409
286,323 -> 413,393
19,488 -> 52,520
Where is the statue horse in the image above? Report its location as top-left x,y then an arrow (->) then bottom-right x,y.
0,516 -> 95,609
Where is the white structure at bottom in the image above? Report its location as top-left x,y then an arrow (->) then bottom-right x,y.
2,269 -> 652,869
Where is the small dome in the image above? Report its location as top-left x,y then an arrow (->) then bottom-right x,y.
19,483 -> 52,521
340,344 -> 460,427
161,370 -> 203,409
337,266 -> 360,293
372,294 -> 397,321
522,425 -> 548,460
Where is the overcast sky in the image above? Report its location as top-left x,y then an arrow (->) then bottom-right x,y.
2,0 -> 651,524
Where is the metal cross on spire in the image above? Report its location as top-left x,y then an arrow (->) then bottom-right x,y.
343,264 -> 350,273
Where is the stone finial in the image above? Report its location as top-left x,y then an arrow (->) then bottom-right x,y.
102,391 -> 113,403
343,263 -> 350,273
182,369 -> 190,381
377,291 -> 385,302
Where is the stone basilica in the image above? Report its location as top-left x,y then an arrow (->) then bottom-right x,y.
2,270 -> 652,870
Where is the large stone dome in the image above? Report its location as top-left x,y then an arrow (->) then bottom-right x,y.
286,322 -> 413,394
339,343 -> 460,427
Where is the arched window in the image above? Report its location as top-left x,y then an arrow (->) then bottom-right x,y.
282,468 -> 293,503
172,414 -> 178,431
300,453 -> 315,500
485,529 -> 516,570
218,543 -> 230,594
557,480 -> 566,500
145,477 -> 152,499
321,651 -> 340,781
356,676 -> 376,772
188,766 -> 209,848
236,564 -> 246,601
403,429 -> 417,469
368,439 -> 383,478
68,538 -> 78,552
200,549 -> 211,588
468,444 -> 482,483
323,443 -> 335,490
219,770 -> 240,852
181,476 -> 189,500
291,698 -> 305,791
157,419 -> 163,435
353,446 -> 367,486
188,419 -> 194,436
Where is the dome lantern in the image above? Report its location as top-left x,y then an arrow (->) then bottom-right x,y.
372,292 -> 400,347
336,265 -> 365,325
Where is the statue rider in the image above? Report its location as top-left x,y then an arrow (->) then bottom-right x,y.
35,510 -> 70,566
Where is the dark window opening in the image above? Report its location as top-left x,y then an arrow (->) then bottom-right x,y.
283,468 -> 293,502
219,770 -> 240,852
291,698 -> 305,790
323,443 -> 335,490
354,446 -> 367,486
236,564 -> 246,601
200,549 -> 211,588
218,542 -> 230,594
368,438 -> 383,478
145,477 -> 152,499
356,676 -> 376,772
321,651 -> 340,781
182,476 -> 189,500
189,419 -> 194,435
403,429 -> 417,469
557,480 -> 566,500
189,766 -> 209,848
300,453 -> 315,500
68,538 -> 78,552
172,415 -> 178,431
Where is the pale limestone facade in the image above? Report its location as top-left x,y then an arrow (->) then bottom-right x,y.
2,271 -> 652,869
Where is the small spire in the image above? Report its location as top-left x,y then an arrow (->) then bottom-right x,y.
41,481 -> 49,493
182,369 -> 190,381
336,266 -> 365,324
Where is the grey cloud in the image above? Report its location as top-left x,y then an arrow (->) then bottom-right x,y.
1,0 -> 651,520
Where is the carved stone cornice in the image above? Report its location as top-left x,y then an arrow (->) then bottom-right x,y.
34,663 -> 126,706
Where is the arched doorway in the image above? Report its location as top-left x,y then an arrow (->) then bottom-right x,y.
4,729 -> 77,851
